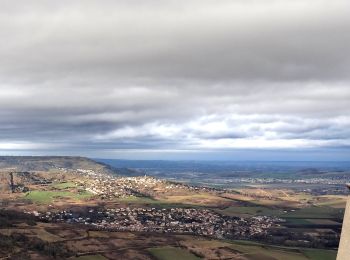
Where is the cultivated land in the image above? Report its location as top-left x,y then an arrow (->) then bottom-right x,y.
0,156 -> 344,259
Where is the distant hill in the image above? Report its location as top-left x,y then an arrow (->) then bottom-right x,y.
0,156 -> 116,174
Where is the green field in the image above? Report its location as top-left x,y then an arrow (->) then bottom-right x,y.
24,190 -> 92,204
229,240 -> 337,260
52,182 -> 77,189
285,218 -> 313,225
217,205 -> 343,222
216,206 -> 283,217
303,249 -> 338,260
313,196 -> 347,208
148,246 -> 201,260
282,206 -> 344,219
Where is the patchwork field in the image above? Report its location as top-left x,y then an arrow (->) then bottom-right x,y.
0,221 -> 338,260
24,190 -> 93,204
177,236 -> 337,260
0,159 -> 346,259
228,240 -> 337,260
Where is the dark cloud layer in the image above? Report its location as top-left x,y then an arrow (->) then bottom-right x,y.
0,1 -> 349,159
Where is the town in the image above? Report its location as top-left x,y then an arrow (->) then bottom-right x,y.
34,207 -> 281,240
72,168 -> 215,199
0,157 -> 343,259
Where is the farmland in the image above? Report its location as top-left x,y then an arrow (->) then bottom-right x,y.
24,190 -> 93,204
0,218 -> 338,260
0,157 -> 346,259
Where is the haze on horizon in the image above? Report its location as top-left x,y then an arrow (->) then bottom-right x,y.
0,0 -> 349,161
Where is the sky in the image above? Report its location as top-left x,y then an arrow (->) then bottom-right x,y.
0,0 -> 349,161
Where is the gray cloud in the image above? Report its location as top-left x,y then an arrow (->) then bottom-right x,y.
0,1 -> 349,158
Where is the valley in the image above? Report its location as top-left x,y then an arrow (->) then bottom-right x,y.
0,157 -> 344,259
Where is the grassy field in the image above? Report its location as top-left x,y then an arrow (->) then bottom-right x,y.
52,181 -> 77,189
302,249 -> 338,260
229,240 -> 337,260
305,218 -> 341,225
282,206 -> 344,219
313,196 -> 347,208
176,236 -> 337,260
285,218 -> 313,225
24,190 -> 92,204
148,246 -> 201,260
217,204 -> 343,221
215,206 -> 283,217
0,226 -> 64,243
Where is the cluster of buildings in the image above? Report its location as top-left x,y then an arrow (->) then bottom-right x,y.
72,168 -> 213,199
36,207 -> 280,240
24,168 -> 286,241
84,175 -> 164,198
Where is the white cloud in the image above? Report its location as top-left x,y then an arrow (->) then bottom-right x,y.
0,1 -> 349,157
0,142 -> 57,150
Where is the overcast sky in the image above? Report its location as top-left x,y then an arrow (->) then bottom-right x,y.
0,0 -> 349,160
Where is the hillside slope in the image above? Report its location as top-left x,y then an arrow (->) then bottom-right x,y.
0,156 -> 116,174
